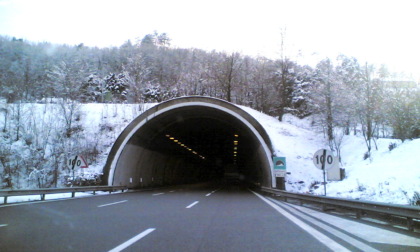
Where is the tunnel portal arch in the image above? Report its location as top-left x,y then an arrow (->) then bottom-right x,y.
103,96 -> 275,188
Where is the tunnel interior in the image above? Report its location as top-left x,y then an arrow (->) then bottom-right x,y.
105,99 -> 273,189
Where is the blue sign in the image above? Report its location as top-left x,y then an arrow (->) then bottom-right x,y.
273,157 -> 286,177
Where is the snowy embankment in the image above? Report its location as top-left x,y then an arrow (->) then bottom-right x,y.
242,106 -> 419,205
1,102 -> 418,205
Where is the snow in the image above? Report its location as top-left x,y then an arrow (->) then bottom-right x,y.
1,102 -> 419,205
2,191 -> 123,205
241,106 -> 419,205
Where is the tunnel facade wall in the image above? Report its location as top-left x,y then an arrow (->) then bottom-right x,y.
103,97 -> 275,188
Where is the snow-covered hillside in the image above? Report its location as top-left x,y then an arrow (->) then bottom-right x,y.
242,106 -> 419,205
1,102 -> 418,205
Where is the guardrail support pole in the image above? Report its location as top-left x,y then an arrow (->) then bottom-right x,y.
41,194 -> 45,201
4,196 -> 7,204
356,209 -> 362,219
407,218 -> 414,232
93,190 -> 96,195
71,192 -> 75,198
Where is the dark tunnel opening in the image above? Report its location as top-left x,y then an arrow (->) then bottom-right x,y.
103,97 -> 274,189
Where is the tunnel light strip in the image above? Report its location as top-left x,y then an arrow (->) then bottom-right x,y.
233,134 -> 239,164
165,134 -> 206,160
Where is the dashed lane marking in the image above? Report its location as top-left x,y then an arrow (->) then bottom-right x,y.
97,200 -> 128,208
108,228 -> 156,252
186,201 -> 199,208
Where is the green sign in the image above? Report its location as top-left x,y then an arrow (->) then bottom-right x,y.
273,157 -> 286,177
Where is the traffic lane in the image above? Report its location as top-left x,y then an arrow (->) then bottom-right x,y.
131,186 -> 332,252
0,187 -> 208,252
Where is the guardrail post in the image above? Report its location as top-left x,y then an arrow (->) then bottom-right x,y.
356,209 -> 362,219
407,218 -> 414,232
41,194 -> 45,201
4,196 -> 7,204
93,190 -> 96,195
71,192 -> 75,198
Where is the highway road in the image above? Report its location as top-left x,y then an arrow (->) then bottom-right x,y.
1,183 -> 419,251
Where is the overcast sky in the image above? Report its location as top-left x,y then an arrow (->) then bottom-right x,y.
0,0 -> 419,77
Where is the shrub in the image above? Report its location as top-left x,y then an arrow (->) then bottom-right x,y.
388,142 -> 397,151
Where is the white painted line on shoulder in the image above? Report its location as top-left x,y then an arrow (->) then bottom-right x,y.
97,200 -> 128,208
251,190 -> 351,252
205,193 -> 212,197
108,228 -> 155,252
282,200 -> 420,247
0,224 -> 8,227
153,193 -> 165,196
270,198 -> 381,251
186,201 -> 199,208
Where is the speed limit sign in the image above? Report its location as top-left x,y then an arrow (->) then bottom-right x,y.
67,155 -> 89,170
313,149 -> 335,170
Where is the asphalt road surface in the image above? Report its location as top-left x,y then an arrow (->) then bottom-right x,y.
1,183 -> 419,251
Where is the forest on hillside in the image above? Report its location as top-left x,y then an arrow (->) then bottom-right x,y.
0,33 -> 419,189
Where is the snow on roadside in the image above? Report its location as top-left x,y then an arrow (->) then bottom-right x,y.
0,191 -> 124,205
1,102 -> 418,205
241,106 -> 420,205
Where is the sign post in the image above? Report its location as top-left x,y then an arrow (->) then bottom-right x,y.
313,149 -> 335,196
67,155 -> 89,186
273,157 -> 286,190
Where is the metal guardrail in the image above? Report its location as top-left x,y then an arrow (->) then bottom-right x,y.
0,186 -> 127,204
260,187 -> 420,232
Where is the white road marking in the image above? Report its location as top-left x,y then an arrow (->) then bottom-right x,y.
251,191 -> 350,252
108,228 -> 155,252
0,224 -> 8,227
169,190 -> 175,193
283,200 -> 420,247
186,201 -> 199,208
153,193 -> 164,196
206,188 -> 221,197
97,200 -> 128,208
268,198 -> 381,252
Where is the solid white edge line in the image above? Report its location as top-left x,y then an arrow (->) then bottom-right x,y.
97,200 -> 128,208
153,193 -> 165,196
0,224 -> 8,227
108,228 -> 155,252
250,190 -> 350,252
272,199 -> 381,252
186,201 -> 199,208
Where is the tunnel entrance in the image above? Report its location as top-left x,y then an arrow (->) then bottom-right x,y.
103,97 -> 275,188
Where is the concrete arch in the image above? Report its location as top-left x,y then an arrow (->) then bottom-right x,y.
103,96 -> 275,188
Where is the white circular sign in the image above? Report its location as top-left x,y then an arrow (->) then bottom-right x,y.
313,149 -> 335,170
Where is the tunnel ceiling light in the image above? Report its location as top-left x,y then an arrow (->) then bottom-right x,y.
165,134 -> 206,160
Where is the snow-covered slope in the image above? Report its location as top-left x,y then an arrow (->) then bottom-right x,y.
242,106 -> 419,205
2,102 -> 418,204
